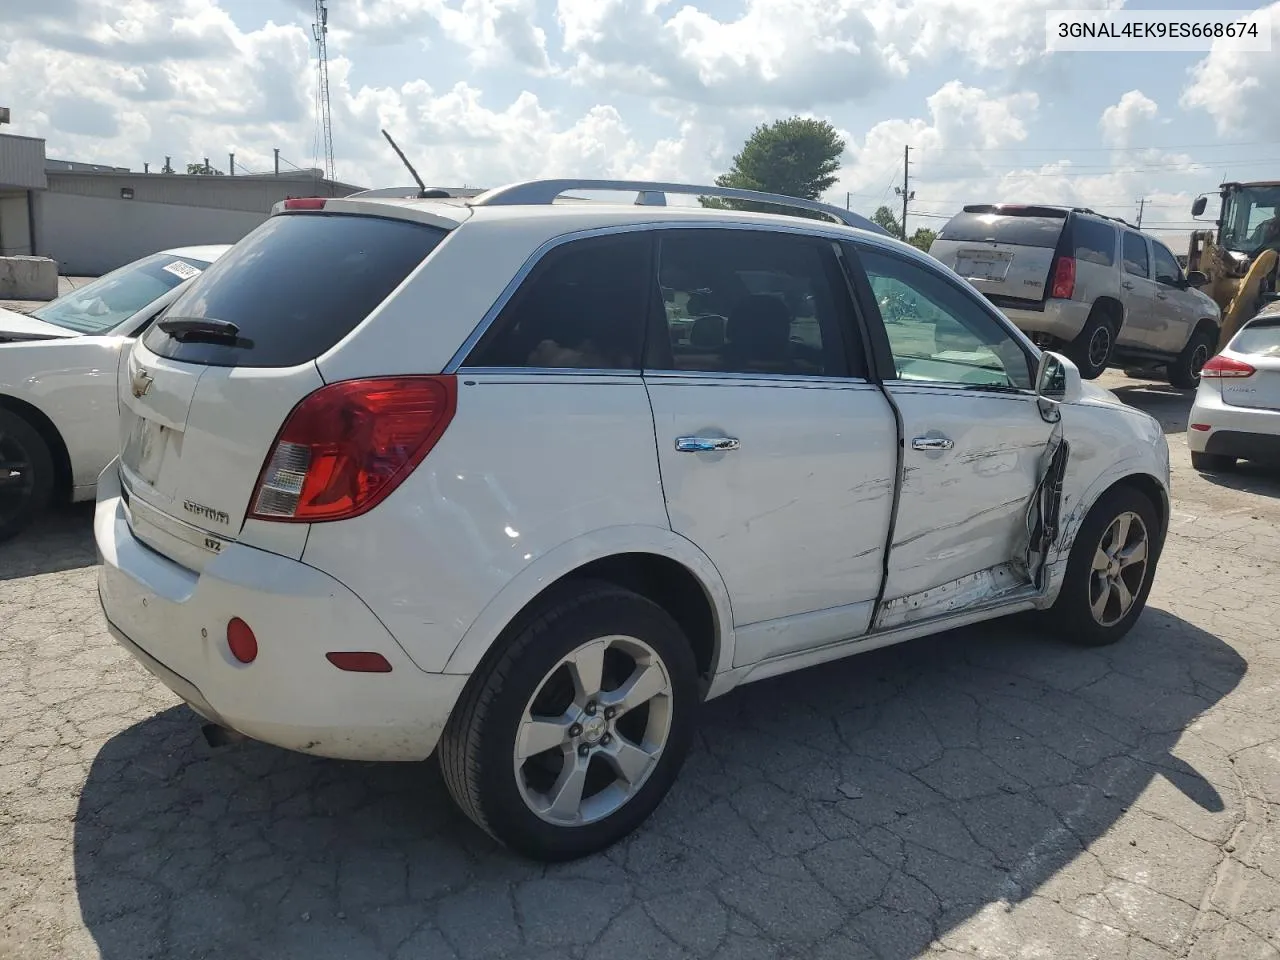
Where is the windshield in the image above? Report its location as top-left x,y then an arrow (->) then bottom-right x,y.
31,253 -> 212,334
1220,185 -> 1280,256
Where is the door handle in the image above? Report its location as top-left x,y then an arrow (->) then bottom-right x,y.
1156,292 -> 1169,300
676,436 -> 740,453
1121,281 -> 1135,290
911,437 -> 954,451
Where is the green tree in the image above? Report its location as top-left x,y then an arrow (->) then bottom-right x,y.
186,162 -> 225,176
705,117 -> 845,216
872,205 -> 901,237
908,227 -> 937,252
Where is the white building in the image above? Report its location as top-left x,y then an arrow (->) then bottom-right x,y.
0,133 -> 365,275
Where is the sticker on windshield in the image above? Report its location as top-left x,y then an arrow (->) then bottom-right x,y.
163,260 -> 202,281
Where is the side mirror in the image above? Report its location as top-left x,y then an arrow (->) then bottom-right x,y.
1191,196 -> 1208,218
1035,351 -> 1082,422
1186,270 -> 1210,288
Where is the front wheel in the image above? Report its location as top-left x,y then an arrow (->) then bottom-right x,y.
0,410 -> 56,543
1168,327 -> 1217,390
1049,486 -> 1160,647
438,583 -> 699,861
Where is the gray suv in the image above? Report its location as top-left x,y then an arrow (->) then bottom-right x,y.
930,205 -> 1221,385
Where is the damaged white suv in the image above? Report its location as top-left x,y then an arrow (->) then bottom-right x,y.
95,179 -> 1171,861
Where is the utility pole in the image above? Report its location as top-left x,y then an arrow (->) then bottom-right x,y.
893,145 -> 914,241
846,191 -> 851,211
1136,197 -> 1146,229
143,162 -> 149,174
274,148 -> 280,177
163,156 -> 172,174
229,153 -> 236,176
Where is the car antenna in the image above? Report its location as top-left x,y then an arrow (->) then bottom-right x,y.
380,129 -> 447,199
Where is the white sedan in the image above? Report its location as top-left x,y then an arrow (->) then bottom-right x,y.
1188,301 -> 1280,471
0,245 -> 229,540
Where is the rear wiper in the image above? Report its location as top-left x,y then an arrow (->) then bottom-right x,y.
157,316 -> 241,343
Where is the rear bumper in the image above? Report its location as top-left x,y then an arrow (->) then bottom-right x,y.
1003,299 -> 1091,342
94,462 -> 467,761
1187,388 -> 1280,459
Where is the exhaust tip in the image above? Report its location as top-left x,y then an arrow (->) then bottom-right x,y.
202,723 -> 245,748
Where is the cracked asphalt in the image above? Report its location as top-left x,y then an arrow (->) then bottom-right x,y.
4,372 -> 1280,960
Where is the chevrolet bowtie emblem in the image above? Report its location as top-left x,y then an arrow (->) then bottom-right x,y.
131,368 -> 154,399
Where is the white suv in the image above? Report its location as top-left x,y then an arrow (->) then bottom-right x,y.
95,179 -> 1172,861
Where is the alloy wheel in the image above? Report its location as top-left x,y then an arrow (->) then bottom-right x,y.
514,635 -> 672,826
1088,325 -> 1113,369
1089,511 -> 1150,627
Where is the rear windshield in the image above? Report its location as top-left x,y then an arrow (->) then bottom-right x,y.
142,213 -> 447,368
1232,319 -> 1280,357
937,210 -> 1066,249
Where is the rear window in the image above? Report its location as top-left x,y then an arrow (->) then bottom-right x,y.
937,210 -> 1066,248
1232,319 -> 1280,357
143,213 -> 447,368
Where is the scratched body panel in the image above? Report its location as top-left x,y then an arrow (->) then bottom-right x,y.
646,375 -> 897,628
881,386 -> 1053,602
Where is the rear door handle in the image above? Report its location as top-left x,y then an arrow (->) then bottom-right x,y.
911,437 -> 954,451
1121,281 -> 1135,290
676,436 -> 740,453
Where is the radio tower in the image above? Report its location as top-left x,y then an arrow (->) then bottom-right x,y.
312,0 -> 335,183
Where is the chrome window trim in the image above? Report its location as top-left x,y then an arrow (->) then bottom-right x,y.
444,219 -> 883,375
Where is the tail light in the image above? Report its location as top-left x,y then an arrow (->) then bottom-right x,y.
249,376 -> 457,523
1050,256 -> 1076,299
1200,355 -> 1255,379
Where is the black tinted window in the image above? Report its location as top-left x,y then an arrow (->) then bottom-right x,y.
143,213 -> 446,368
937,212 -> 1065,248
466,233 -> 650,370
1122,232 -> 1149,277
1069,217 -> 1116,266
650,230 -> 856,377
1152,241 -> 1182,284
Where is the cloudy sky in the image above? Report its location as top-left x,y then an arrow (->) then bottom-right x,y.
3,0 -> 1278,245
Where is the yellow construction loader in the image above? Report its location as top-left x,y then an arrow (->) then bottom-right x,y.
1188,181 -> 1280,350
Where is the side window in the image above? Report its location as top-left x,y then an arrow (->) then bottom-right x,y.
1152,241 -> 1183,286
1121,232 -> 1150,278
466,233 -> 651,370
1071,218 -> 1116,267
652,229 -> 858,378
857,247 -> 1033,389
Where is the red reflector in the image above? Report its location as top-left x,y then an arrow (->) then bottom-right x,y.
249,376 -> 457,523
1201,354 -> 1255,378
227,618 -> 258,663
1190,423 -> 1212,431
1050,256 -> 1076,299
284,197 -> 327,210
326,652 -> 393,673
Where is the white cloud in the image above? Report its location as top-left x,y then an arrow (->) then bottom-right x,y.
1180,2 -> 1279,137
1099,90 -> 1158,147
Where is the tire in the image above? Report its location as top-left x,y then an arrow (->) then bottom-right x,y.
1065,307 -> 1118,380
1049,485 -> 1160,647
1191,451 -> 1235,472
1168,326 -> 1217,389
438,582 -> 699,861
0,409 -> 56,543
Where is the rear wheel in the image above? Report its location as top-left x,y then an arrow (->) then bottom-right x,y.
438,583 -> 699,861
1049,486 -> 1159,647
1066,308 -> 1117,380
1191,451 -> 1235,471
1168,327 -> 1217,389
0,410 -> 55,543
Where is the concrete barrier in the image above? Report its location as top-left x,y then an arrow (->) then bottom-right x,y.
0,257 -> 58,300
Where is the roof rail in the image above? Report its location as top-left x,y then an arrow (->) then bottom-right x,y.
469,179 -> 892,236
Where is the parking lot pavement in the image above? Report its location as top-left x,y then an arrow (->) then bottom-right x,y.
4,374 -> 1280,960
